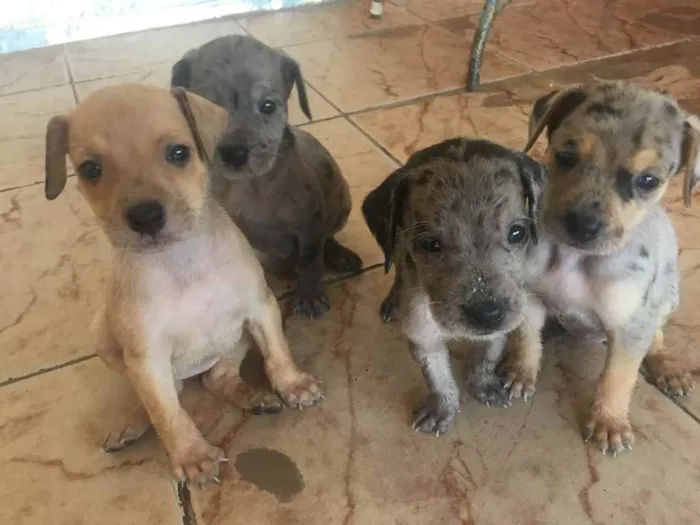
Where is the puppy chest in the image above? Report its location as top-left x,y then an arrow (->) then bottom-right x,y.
142,275 -> 251,378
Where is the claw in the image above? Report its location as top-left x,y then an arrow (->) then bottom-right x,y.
613,450 -> 617,459
435,430 -> 441,438
599,444 -> 608,456
218,457 -> 230,463
486,401 -> 490,408
625,442 -> 633,451
212,476 -> 221,485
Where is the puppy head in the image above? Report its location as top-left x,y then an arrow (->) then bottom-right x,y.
362,139 -> 545,340
45,84 -> 228,251
526,81 -> 700,254
171,35 -> 312,180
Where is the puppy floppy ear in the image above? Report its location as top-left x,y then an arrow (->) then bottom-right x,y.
45,115 -> 70,200
171,50 -> 196,88
681,115 -> 700,207
281,55 -> 312,121
525,85 -> 587,152
171,87 -> 228,166
362,167 -> 410,273
516,153 -> 547,242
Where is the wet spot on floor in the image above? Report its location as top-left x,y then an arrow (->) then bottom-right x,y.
235,448 -> 304,502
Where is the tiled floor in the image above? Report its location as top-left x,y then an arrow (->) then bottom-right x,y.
1,0 -> 699,523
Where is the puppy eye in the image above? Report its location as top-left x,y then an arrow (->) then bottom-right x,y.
166,144 -> 190,166
78,160 -> 102,182
259,99 -> 277,115
418,237 -> 442,253
507,224 -> 528,245
634,173 -> 661,191
554,143 -> 578,169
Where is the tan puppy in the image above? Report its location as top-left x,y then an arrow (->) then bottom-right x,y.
44,84 -> 322,484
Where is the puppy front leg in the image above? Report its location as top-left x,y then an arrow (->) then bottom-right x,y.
643,329 -> 695,396
467,334 -> 512,408
249,290 -> 323,408
125,352 -> 225,483
586,333 -> 643,456
410,341 -> 461,436
500,298 -> 547,401
294,225 -> 330,317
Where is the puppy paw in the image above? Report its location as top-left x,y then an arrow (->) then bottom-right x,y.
411,393 -> 459,436
293,290 -> 331,318
380,293 -> 399,323
102,407 -> 152,453
585,411 -> 635,458
248,391 -> 285,415
324,239 -> 363,273
276,373 -> 324,409
645,356 -> 695,397
171,439 -> 227,485
499,356 -> 538,402
467,372 -> 511,408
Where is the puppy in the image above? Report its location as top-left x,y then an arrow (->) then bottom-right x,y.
502,81 -> 699,455
362,138 -> 546,435
44,84 -> 323,484
170,35 -> 362,318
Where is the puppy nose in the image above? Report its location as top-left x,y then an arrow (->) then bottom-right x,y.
125,200 -> 165,236
219,144 -> 249,168
564,210 -> 604,242
462,300 -> 507,330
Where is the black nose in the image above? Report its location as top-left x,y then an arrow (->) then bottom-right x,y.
462,300 -> 507,330
564,210 -> 604,242
219,144 -> 249,168
125,201 -> 165,236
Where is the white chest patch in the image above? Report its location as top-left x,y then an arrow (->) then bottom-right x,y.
136,236 -> 263,379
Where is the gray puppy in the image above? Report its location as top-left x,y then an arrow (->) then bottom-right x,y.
502,82 -> 699,456
362,138 -> 547,435
171,35 -> 362,317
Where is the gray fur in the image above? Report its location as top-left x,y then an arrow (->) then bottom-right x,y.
171,35 -> 362,317
362,138 -> 547,434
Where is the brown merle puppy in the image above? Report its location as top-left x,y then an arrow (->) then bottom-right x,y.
502,81 -> 699,456
362,138 -> 546,435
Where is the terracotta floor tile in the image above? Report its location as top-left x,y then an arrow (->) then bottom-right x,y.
435,0 -> 688,72
352,74 -> 561,163
185,269 -> 700,524
239,0 -> 424,47
0,359 -> 180,524
541,39 -> 700,114
286,23 -> 527,113
0,183 -> 110,383
65,18 -> 246,82
0,45 -> 69,96
390,0 -> 534,22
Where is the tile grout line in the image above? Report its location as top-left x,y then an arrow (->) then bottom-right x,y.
343,115 -> 402,165
0,354 -> 97,389
62,45 -> 80,105
176,480 -> 198,525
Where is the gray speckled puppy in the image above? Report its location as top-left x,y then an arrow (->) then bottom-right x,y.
362,138 -> 547,435
171,35 -> 361,318
502,81 -> 699,456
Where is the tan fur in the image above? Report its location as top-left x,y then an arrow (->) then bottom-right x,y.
44,84 -> 322,484
587,341 -> 642,454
